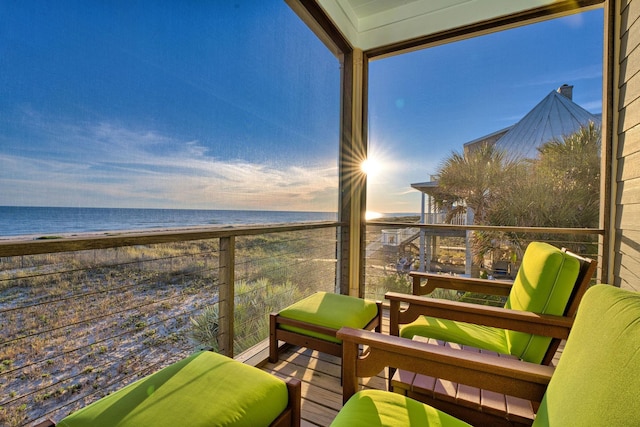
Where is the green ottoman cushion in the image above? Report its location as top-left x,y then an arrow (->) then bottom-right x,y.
330,389 -> 471,427
58,351 -> 289,427
279,292 -> 378,344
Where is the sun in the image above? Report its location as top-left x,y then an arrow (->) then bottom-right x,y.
365,211 -> 383,220
361,157 -> 381,176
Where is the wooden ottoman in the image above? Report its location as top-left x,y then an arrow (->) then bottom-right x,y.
269,292 -> 382,363
52,351 -> 301,427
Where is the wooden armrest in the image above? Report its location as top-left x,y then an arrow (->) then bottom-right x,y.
409,271 -> 513,296
338,327 -> 553,404
386,292 -> 574,338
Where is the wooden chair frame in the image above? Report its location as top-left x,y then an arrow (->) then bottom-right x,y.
389,248 -> 596,366
269,378 -> 302,427
338,326 -> 554,425
269,301 -> 382,363
382,248 -> 595,425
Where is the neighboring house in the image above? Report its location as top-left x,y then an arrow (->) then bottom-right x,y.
464,84 -> 601,159
413,84 -> 601,224
411,85 -> 601,274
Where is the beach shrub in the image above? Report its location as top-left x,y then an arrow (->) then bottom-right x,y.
190,305 -> 220,351
189,279 -> 304,353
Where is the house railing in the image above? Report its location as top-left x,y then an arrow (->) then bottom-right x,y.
364,221 -> 603,302
0,222 -> 339,426
422,211 -> 468,225
0,220 -> 605,426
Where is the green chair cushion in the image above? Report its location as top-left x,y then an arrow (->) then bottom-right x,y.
330,389 -> 471,427
399,316 -> 509,355
278,292 -> 378,344
58,351 -> 289,427
533,284 -> 640,427
504,241 -> 580,363
400,242 -> 580,364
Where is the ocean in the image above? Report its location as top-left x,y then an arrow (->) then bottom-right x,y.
0,206 -> 339,238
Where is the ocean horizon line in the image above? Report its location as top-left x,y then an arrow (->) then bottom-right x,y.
0,206 -> 418,239
0,205 -> 337,213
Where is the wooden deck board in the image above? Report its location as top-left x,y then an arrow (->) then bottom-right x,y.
260,310 -> 390,426
258,308 -> 564,426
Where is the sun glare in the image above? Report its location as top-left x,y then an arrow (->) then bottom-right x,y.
365,211 -> 383,220
361,158 -> 381,176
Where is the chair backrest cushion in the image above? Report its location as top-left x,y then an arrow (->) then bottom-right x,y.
533,284 -> 640,426
505,242 -> 580,363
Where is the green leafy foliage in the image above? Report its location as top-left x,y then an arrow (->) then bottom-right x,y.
433,123 -> 601,259
189,279 -> 304,353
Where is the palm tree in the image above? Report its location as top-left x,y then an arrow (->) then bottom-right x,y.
534,121 -> 601,228
430,143 -> 523,268
433,143 -> 522,225
488,122 -> 601,229
485,122 -> 601,257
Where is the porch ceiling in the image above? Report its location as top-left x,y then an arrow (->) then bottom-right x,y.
315,0 -> 562,51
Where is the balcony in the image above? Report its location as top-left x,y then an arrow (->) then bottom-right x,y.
0,221 -> 601,426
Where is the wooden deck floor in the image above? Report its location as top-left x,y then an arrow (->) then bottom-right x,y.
258,314 -> 564,427
261,345 -> 388,427
258,314 -> 391,426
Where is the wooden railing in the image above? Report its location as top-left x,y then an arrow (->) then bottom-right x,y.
364,222 -> 604,301
0,221 -> 340,426
0,220 -> 604,426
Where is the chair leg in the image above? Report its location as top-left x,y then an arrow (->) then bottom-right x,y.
388,367 -> 397,391
269,313 -> 279,363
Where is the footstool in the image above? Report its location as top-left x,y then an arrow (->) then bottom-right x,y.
54,351 -> 301,427
269,292 -> 382,363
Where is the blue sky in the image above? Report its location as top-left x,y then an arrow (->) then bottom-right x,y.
0,2 -> 603,214
366,8 -> 603,213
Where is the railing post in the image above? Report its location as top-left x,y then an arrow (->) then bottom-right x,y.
219,236 -> 235,357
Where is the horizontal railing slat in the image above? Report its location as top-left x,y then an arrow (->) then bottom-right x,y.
0,221 -> 342,257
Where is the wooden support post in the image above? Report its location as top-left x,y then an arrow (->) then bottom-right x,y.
219,236 -> 235,357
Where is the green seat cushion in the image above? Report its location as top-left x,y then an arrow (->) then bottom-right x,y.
278,292 -> 378,344
400,316 -> 509,355
504,242 -> 580,363
58,351 -> 289,427
401,242 -> 580,364
533,285 -> 640,427
330,389 -> 471,427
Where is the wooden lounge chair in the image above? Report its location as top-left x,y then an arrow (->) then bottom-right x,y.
384,242 -> 596,424
334,284 -> 640,426
269,292 -> 382,363
389,242 -> 596,366
40,350 -> 301,427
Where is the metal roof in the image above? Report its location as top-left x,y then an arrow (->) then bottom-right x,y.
411,181 -> 440,193
415,86 -> 601,193
491,88 -> 601,159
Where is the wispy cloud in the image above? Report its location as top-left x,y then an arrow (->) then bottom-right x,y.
0,116 -> 338,211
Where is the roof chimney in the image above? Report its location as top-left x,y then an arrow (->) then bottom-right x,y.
557,84 -> 573,100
